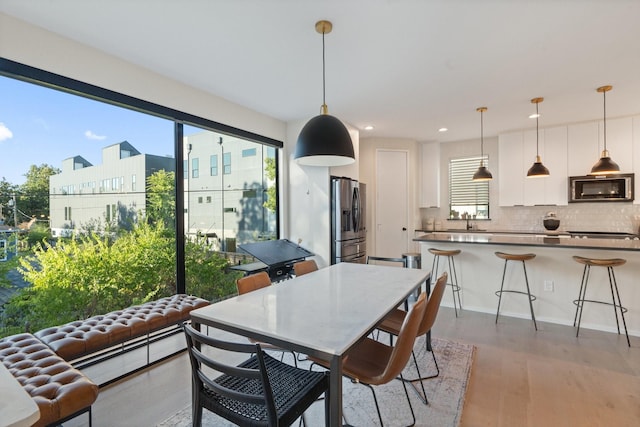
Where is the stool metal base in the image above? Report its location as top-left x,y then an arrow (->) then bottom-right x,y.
573,262 -> 630,347
495,257 -> 537,330
430,250 -> 462,317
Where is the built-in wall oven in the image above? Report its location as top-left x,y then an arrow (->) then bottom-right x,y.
569,173 -> 634,202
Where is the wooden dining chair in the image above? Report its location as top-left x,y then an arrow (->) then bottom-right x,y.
310,292 -> 427,426
236,272 -> 299,366
236,271 -> 272,294
293,259 -> 318,276
183,323 -> 329,427
376,272 -> 448,405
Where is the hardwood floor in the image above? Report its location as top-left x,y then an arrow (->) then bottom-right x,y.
66,307 -> 640,426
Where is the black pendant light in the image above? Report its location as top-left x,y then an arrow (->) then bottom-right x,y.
294,20 -> 355,167
590,85 -> 620,175
527,97 -> 550,178
472,107 -> 493,181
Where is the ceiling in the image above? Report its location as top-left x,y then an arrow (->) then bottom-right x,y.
2,0 -> 640,144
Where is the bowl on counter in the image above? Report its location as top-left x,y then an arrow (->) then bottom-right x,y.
543,212 -> 560,231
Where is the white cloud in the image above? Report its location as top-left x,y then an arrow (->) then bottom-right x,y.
0,123 -> 14,141
85,130 -> 106,140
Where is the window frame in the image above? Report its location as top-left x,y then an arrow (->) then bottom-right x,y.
1,57 -> 283,294
448,155 -> 490,220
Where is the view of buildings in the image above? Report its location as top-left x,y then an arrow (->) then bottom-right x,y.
48,133 -> 277,249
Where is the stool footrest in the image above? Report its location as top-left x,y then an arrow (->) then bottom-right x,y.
573,299 -> 628,314
495,289 -> 537,302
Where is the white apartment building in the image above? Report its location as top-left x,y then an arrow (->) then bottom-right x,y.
49,136 -> 276,247
49,141 -> 175,237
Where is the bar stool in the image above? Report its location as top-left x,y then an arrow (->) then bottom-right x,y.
494,251 -> 537,330
428,248 -> 462,316
572,255 -> 630,347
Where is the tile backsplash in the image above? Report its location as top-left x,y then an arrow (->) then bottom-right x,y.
421,203 -> 640,235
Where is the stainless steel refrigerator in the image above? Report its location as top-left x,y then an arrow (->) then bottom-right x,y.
331,176 -> 366,264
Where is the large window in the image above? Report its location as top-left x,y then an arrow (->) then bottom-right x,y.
0,58 -> 282,337
449,156 -> 490,219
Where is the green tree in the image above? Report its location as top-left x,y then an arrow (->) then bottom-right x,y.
0,177 -> 19,225
16,222 -> 175,327
19,164 -> 60,223
4,221 -> 240,336
263,157 -> 276,212
146,170 -> 175,229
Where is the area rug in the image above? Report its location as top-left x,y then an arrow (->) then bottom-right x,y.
158,336 -> 475,427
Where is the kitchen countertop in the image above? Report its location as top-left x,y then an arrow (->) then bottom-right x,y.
414,232 -> 640,251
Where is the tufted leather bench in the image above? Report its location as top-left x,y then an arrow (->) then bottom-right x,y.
0,333 -> 99,427
34,294 -> 209,363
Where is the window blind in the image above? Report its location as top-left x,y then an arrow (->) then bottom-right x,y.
449,156 -> 490,206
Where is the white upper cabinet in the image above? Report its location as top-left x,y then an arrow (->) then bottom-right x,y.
567,121 -> 599,176
522,129 -> 544,206
567,118 -> 633,177
540,126 -> 568,205
498,132 -> 524,206
500,127 -> 568,206
420,141 -> 440,208
601,116 -> 633,173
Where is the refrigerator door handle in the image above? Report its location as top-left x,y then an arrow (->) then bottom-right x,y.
353,187 -> 360,232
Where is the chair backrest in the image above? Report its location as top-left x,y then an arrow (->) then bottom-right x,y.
182,323 -> 278,424
236,271 -> 271,295
417,272 -> 447,336
376,291 -> 427,384
366,255 -> 407,267
293,259 -> 318,276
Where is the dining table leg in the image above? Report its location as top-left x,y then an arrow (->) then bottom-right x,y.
329,355 -> 343,427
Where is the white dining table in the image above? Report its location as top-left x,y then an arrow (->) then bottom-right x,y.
0,362 -> 40,427
190,261 -> 430,426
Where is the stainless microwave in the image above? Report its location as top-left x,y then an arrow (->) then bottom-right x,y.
569,173 -> 634,202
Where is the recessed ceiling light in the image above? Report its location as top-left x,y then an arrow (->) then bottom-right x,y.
529,113 -> 540,119
364,125 -> 374,131
438,127 -> 448,132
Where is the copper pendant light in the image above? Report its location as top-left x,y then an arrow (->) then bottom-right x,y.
472,107 -> 493,181
590,85 -> 620,175
526,97 -> 550,178
294,20 -> 355,167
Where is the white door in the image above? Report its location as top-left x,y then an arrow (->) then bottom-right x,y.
375,150 -> 409,258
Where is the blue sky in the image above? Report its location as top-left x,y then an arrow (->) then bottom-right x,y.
0,76 -> 175,186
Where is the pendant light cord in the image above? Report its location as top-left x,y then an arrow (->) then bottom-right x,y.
480,109 -> 485,164
535,102 -> 540,156
322,29 -> 327,112
603,89 -> 607,151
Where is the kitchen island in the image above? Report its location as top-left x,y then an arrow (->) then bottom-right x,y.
415,232 -> 639,340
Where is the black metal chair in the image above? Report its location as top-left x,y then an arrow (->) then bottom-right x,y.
183,323 -> 329,427
367,255 -> 410,310
366,255 -> 408,267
